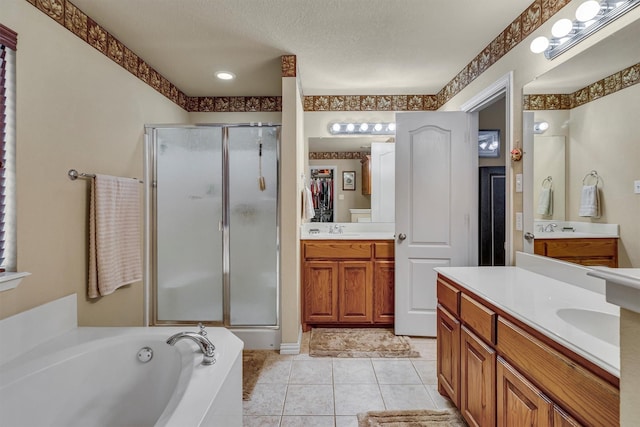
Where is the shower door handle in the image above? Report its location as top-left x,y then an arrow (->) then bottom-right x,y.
218,220 -> 223,232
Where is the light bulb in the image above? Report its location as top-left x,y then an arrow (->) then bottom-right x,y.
551,19 -> 573,37
346,123 -> 355,132
387,123 -> 396,132
374,123 -> 383,132
530,36 -> 550,53
359,123 -> 369,132
331,123 -> 341,133
576,0 -> 601,22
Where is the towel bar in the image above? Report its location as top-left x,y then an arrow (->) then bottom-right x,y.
68,169 -> 143,183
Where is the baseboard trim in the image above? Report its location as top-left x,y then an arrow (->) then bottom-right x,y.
279,326 -> 302,355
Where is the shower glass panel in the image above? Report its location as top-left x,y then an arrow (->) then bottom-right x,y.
148,124 -> 279,328
155,127 -> 223,322
228,127 -> 278,326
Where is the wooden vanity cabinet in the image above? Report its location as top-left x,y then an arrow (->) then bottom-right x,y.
436,273 -> 618,427
302,240 -> 394,330
534,237 -> 618,267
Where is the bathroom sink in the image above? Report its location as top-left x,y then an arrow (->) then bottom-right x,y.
555,308 -> 619,346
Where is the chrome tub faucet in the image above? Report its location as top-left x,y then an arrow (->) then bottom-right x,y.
167,323 -> 216,365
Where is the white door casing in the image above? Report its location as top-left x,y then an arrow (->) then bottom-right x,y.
522,111 -> 535,253
394,112 -> 478,337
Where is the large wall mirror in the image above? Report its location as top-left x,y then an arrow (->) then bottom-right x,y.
308,136 -> 396,223
305,111 -> 397,224
523,18 -> 640,267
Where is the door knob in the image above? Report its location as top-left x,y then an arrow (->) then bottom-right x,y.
524,232 -> 535,242
398,233 -> 407,241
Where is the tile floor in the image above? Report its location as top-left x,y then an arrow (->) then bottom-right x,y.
243,333 -> 455,427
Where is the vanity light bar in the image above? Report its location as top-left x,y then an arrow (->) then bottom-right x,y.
543,0 -> 640,59
328,122 -> 396,135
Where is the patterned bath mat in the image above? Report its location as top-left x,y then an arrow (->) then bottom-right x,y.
357,409 -> 467,426
309,328 -> 419,358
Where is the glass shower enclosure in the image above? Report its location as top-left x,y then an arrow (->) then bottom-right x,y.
144,125 -> 279,327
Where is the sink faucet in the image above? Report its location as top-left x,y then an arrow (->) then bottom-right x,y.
544,223 -> 558,232
166,323 -> 216,365
329,224 -> 344,234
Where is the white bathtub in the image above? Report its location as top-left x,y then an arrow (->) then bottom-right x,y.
0,326 -> 243,427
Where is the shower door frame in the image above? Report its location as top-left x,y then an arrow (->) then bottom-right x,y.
144,124 -> 281,329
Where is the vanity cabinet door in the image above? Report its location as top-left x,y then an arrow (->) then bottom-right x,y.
304,261 -> 339,324
338,261 -> 373,323
437,306 -> 460,407
497,357 -> 552,427
461,326 -> 496,427
373,261 -> 394,324
553,406 -> 583,427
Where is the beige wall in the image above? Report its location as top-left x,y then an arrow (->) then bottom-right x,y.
0,0 -> 189,324
566,86 -> 640,267
280,76 -> 304,346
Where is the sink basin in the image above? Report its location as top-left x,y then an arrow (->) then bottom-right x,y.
556,308 -> 619,346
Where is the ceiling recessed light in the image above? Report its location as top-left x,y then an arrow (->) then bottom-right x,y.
215,71 -> 235,80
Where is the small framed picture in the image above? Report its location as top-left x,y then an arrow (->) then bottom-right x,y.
478,129 -> 500,158
342,171 -> 356,191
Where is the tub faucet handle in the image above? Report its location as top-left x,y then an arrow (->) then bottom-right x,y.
198,322 -> 208,337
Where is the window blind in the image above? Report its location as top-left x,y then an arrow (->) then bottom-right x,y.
0,23 -> 17,271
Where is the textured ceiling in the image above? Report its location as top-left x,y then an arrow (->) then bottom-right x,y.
69,0 -> 534,97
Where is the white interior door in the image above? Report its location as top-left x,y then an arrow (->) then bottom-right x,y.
395,112 -> 478,337
371,142 -> 395,222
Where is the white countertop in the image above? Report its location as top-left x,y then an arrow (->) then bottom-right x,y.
435,266 -> 619,377
588,268 -> 640,314
302,232 -> 395,240
301,222 -> 395,240
534,231 -> 619,239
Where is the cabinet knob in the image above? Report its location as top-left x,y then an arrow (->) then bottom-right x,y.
524,232 -> 535,242
398,233 -> 407,241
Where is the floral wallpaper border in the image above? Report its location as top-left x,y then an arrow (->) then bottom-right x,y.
524,63 -> 640,110
309,152 -> 368,160
28,0 -> 578,113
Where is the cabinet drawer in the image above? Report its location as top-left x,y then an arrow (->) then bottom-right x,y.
460,294 -> 496,344
437,277 -> 460,316
535,238 -> 616,258
496,317 -> 618,427
374,242 -> 394,259
303,242 -> 372,259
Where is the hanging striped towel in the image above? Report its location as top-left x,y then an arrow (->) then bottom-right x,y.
537,188 -> 553,216
578,184 -> 601,218
88,174 -> 142,298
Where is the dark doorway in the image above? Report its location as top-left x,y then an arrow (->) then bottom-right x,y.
479,167 -> 506,266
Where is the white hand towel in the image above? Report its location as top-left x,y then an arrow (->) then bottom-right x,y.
537,188 -> 553,216
303,185 -> 316,220
579,185 -> 600,218
88,174 -> 142,298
